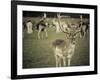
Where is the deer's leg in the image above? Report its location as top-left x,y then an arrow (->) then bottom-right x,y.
30,25 -> 33,33
62,57 -> 66,67
38,31 -> 40,39
38,28 -> 42,39
44,29 -> 48,38
41,31 -> 43,39
67,53 -> 72,66
27,25 -> 30,34
84,29 -> 88,38
79,32 -> 82,38
68,58 -> 71,66
85,29 -> 88,39
55,54 -> 59,67
59,57 -> 62,67
67,49 -> 75,66
83,26 -> 87,38
56,25 -> 60,33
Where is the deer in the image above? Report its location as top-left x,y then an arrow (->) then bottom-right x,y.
26,20 -> 33,34
52,13 -> 81,67
36,13 -> 48,39
79,15 -> 89,38
52,16 -> 69,33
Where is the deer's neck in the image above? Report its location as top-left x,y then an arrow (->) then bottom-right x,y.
69,43 -> 75,49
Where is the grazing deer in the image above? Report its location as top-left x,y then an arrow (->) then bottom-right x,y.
26,20 -> 33,34
52,13 -> 81,67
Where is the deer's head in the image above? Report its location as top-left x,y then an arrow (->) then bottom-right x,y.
61,24 -> 81,45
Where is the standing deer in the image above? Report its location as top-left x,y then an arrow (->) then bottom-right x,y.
52,18 -> 61,33
52,13 -> 81,67
36,13 -> 48,39
52,16 -> 69,33
79,15 -> 89,38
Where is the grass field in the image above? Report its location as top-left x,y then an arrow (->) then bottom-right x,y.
23,26 -> 89,69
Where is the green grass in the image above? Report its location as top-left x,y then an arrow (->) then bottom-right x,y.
23,27 -> 89,69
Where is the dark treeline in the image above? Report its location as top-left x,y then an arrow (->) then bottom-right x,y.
23,11 -> 89,18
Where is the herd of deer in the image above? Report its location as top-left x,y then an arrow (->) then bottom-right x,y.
24,13 -> 89,67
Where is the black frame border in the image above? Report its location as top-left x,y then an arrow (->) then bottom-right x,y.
11,0 -> 98,79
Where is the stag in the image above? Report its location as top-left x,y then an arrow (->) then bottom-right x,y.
52,13 -> 81,67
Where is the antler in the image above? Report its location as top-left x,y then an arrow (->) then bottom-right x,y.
56,13 -> 81,39
73,29 -> 81,36
57,13 -> 70,34
43,13 -> 46,18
